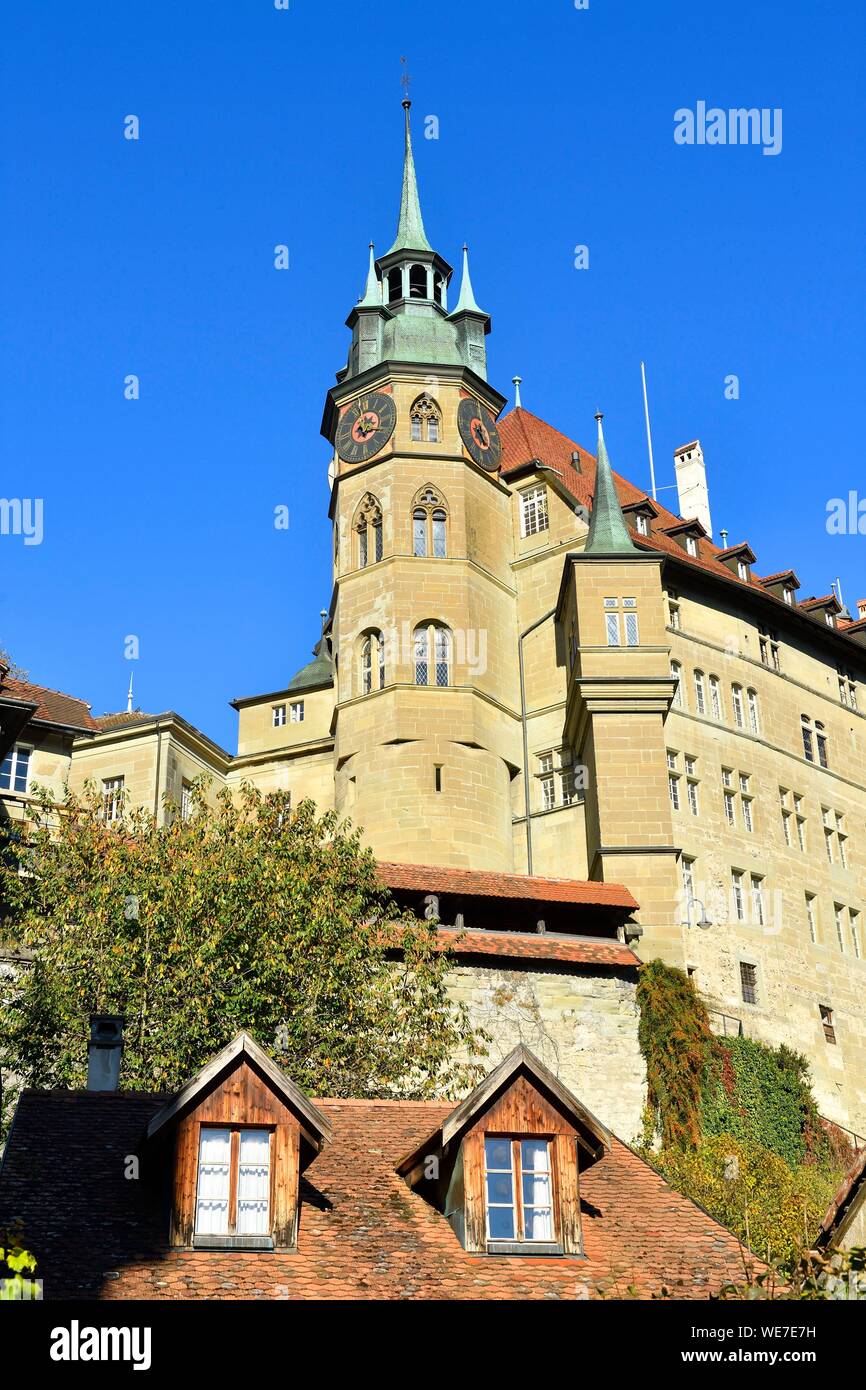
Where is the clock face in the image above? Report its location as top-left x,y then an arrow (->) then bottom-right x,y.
457,397 -> 502,472
335,391 -> 397,464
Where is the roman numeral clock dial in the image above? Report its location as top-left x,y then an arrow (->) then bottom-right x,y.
335,391 -> 397,464
458,397 -> 502,472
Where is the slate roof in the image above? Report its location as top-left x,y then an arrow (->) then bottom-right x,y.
0,1089 -> 750,1301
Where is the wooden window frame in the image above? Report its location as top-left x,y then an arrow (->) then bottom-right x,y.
193,1123 -> 275,1247
483,1135 -> 557,1247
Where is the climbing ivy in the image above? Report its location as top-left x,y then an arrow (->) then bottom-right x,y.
636,958 -> 712,1149
701,1036 -> 830,1170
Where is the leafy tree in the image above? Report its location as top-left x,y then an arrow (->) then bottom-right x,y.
0,780 -> 486,1130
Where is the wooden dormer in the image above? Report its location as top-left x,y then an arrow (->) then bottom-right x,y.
759,569 -> 801,607
397,1045 -> 610,1257
146,1032 -> 331,1252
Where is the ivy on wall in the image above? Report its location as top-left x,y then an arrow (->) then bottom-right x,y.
636,959 -> 851,1268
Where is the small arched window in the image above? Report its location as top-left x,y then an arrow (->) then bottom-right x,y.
411,484 -> 448,559
433,272 -> 446,306
360,630 -> 386,695
409,393 -> 441,444
387,268 -> 403,304
409,264 -> 428,299
354,493 -> 383,568
413,622 -> 451,688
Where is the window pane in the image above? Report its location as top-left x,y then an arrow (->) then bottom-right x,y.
606,612 -> 620,646
413,510 -> 427,557
374,519 -> 383,562
521,1139 -> 549,1172
237,1130 -> 270,1235
487,1205 -> 515,1240
486,1173 -> 514,1205
523,1205 -> 552,1240
484,1137 -> 511,1169
624,612 -> 639,646
196,1128 -> 231,1234
432,512 -> 446,558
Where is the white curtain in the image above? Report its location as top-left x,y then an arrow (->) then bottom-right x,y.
195,1128 -> 231,1234
237,1129 -> 270,1235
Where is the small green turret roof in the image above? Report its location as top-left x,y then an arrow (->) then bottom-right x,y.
386,100 -> 433,256
358,241 -> 381,307
451,243 -> 485,315
287,635 -> 333,692
584,413 -> 639,556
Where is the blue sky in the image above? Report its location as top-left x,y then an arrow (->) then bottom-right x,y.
1,0 -> 863,750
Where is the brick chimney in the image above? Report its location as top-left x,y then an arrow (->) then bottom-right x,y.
86,1014 -> 124,1091
674,440 -> 712,540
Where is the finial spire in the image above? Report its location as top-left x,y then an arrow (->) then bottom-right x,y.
358,240 -> 380,306
584,412 -> 639,555
387,89 -> 432,255
452,242 -> 484,314
126,671 -> 134,714
512,375 -> 523,408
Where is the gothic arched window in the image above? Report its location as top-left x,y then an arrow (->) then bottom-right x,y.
409,393 -> 441,444
411,484 -> 448,558
360,630 -> 386,695
353,493 -> 383,568
409,264 -> 428,299
413,622 -> 451,688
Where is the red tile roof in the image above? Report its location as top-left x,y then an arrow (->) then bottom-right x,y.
377,860 -> 638,911
430,926 -> 639,968
0,1089 -> 750,1300
0,675 -> 94,731
498,408 -> 864,646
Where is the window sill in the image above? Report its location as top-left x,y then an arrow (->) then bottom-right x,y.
192,1235 -> 275,1252
486,1241 -> 564,1258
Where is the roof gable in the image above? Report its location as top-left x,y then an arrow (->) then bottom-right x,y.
145,1031 -> 332,1148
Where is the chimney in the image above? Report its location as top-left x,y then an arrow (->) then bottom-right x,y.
87,1014 -> 125,1091
674,440 -> 712,539
858,599 -> 866,620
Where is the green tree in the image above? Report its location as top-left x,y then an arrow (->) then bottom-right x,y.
0,781 -> 486,1129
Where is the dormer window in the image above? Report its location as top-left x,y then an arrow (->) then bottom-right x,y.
397,1045 -> 610,1259
147,1032 -> 332,1254
636,513 -> 650,536
783,588 -> 794,606
195,1127 -> 271,1239
738,560 -> 749,581
484,1137 -> 553,1243
686,535 -> 698,557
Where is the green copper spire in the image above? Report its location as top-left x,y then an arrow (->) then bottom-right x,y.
584,412 -> 639,555
358,241 -> 381,307
452,243 -> 484,314
387,99 -> 433,255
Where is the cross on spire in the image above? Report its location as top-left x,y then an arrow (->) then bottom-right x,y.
400,55 -> 411,102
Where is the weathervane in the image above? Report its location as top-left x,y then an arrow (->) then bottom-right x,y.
400,55 -> 411,104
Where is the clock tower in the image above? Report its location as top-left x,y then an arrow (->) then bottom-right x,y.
320,100 -> 520,871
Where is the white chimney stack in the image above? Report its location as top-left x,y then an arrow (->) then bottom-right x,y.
674,440 -> 712,540
857,599 -> 866,620
87,1014 -> 125,1091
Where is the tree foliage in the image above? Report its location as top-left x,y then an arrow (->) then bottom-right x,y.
0,781 -> 487,1129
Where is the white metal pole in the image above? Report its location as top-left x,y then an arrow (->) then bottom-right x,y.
640,360 -> 658,501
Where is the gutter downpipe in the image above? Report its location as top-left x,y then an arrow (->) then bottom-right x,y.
518,607 -> 557,877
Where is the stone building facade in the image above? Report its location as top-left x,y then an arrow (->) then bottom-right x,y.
3,100 -> 865,1141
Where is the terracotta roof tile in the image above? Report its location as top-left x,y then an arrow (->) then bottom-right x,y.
0,1090 -> 750,1301
430,926 -> 639,967
377,860 -> 638,910
0,675 -> 94,731
498,408 -> 864,646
